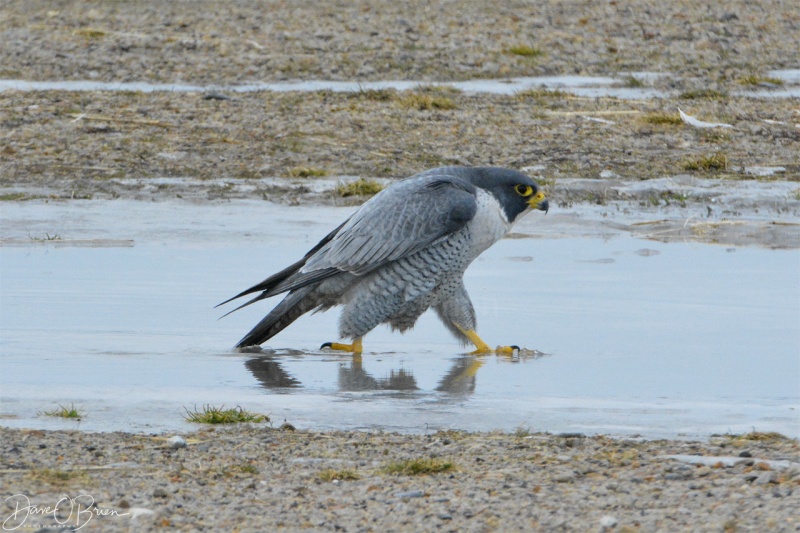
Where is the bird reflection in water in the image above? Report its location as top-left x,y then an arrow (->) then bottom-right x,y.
244,357 -> 301,389
435,356 -> 484,395
335,354 -> 417,391
244,353 -> 496,396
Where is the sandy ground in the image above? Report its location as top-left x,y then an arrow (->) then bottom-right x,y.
1,427 -> 799,532
1,1 -> 799,530
2,0 -> 798,84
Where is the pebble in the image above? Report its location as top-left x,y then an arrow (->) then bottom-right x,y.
554,472 -> 576,483
396,490 -> 426,499
128,508 -> 156,520
167,435 -> 187,449
599,515 -> 618,528
754,472 -> 777,485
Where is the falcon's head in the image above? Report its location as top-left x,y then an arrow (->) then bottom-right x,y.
467,167 -> 549,223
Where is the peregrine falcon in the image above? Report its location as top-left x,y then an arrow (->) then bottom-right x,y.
219,166 -> 548,354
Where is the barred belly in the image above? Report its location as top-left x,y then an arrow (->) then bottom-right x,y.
338,229 -> 472,338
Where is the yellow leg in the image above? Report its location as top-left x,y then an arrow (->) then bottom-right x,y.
455,325 -> 519,355
454,325 -> 492,354
465,331 -> 493,354
321,337 -> 363,354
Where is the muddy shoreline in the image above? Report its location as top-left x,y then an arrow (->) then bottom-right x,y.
2,88 -> 799,202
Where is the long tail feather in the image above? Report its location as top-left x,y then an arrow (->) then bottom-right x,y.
235,286 -> 317,348
216,257 -> 307,309
217,292 -> 271,320
217,220 -> 348,310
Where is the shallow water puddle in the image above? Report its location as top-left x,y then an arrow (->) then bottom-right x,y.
2,70 -> 799,98
1,201 -> 798,438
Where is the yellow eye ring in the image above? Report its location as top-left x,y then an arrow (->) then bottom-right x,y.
515,184 -> 533,197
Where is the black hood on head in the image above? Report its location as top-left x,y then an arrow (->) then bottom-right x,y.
464,166 -> 544,223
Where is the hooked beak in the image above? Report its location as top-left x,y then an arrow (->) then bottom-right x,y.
528,191 -> 549,214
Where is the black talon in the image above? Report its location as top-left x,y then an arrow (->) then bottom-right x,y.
510,345 -> 520,352
320,342 -> 333,349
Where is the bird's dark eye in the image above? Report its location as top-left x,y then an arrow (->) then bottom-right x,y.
514,184 -> 533,197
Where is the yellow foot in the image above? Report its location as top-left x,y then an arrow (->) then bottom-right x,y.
468,345 -> 520,356
495,345 -> 521,356
320,337 -> 363,354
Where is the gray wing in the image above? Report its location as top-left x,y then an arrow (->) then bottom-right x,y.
269,169 -> 479,294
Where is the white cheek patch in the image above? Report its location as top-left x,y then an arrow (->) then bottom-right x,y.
468,190 -> 513,252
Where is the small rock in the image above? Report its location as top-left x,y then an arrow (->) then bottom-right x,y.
554,472 -> 575,483
599,515 -> 618,528
128,507 -> 156,520
695,466 -> 712,477
664,473 -> 691,481
738,450 -> 752,458
167,436 -> 187,449
754,472 -> 777,485
396,489 -> 425,499
443,155 -> 472,167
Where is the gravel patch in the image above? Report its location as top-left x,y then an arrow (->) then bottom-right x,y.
2,0 -> 798,84
1,427 -> 798,532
